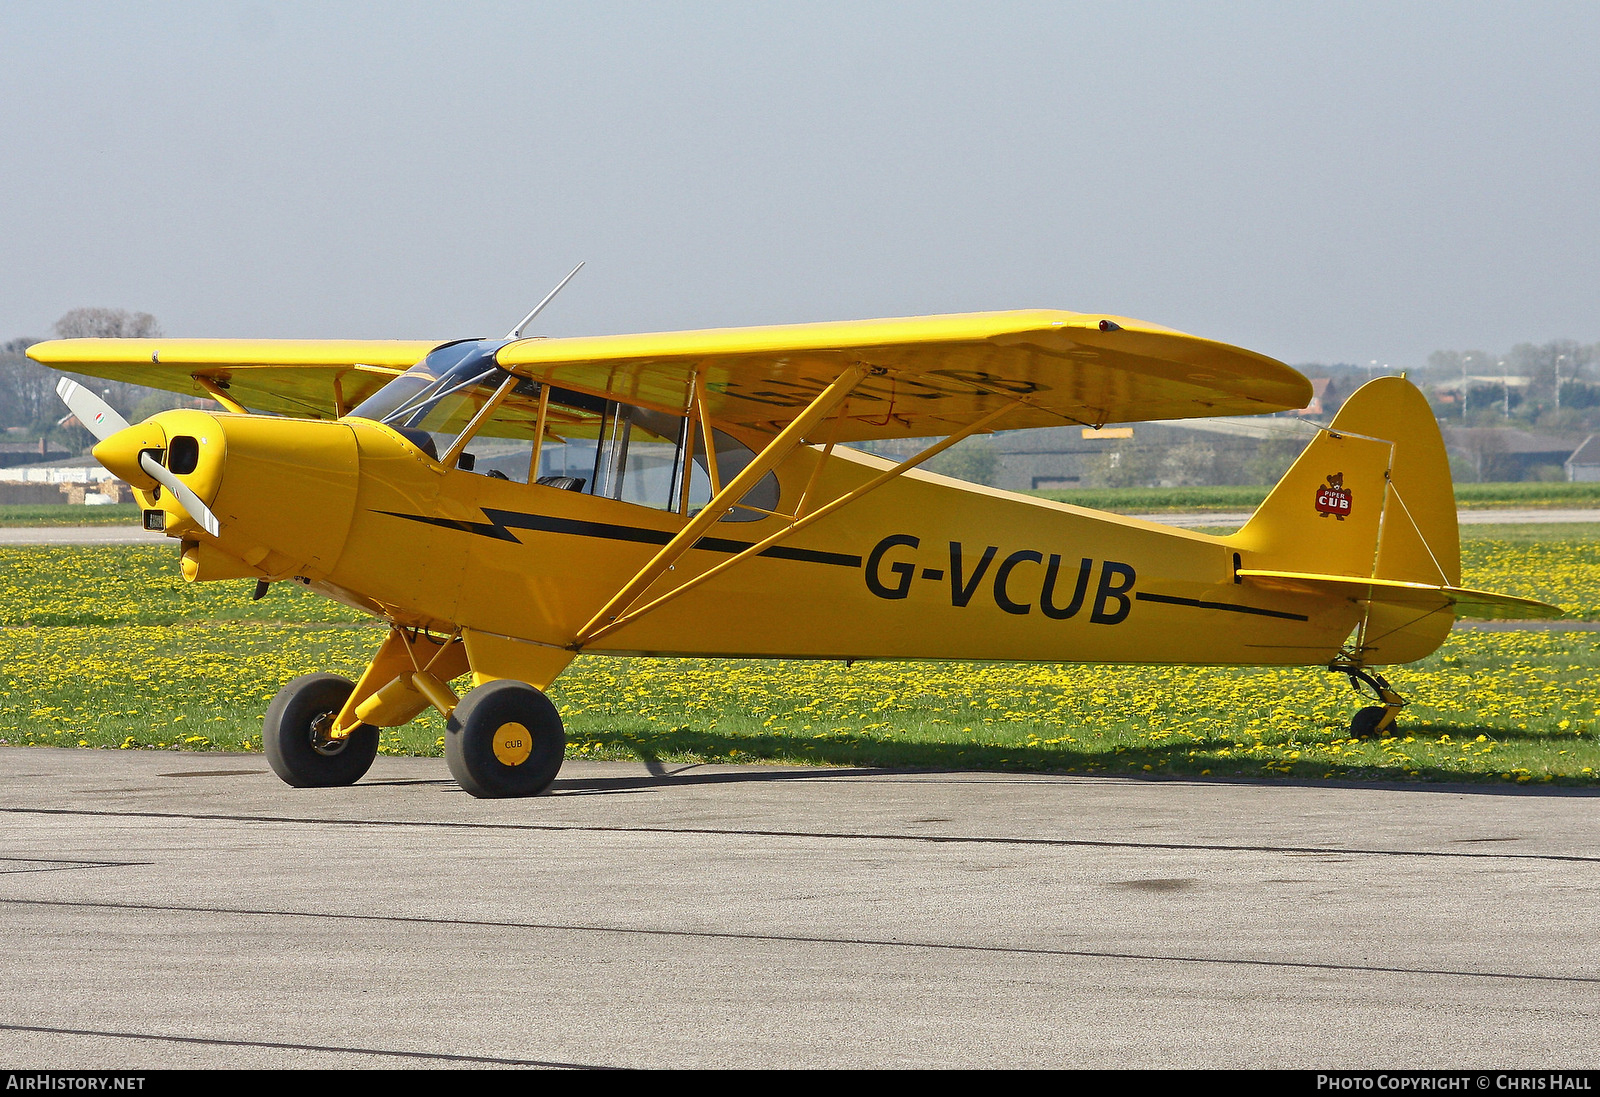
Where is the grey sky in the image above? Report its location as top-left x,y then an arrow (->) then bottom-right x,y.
2,1 -> 1596,371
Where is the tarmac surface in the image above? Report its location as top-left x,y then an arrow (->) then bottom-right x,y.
0,526 -> 167,545
3,747 -> 1598,1069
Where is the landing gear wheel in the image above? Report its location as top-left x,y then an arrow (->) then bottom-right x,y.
1350,706 -> 1390,738
446,679 -> 565,799
263,673 -> 379,787
1334,664 -> 1405,739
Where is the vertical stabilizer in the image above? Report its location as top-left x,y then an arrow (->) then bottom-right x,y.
1228,377 -> 1459,664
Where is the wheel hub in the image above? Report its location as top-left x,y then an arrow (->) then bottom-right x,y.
492,721 -> 532,767
308,711 -> 349,756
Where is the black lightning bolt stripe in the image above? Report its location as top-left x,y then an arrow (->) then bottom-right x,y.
377,508 -> 863,569
1134,591 -> 1308,622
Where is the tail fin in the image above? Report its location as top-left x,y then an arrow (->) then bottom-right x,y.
1229,377 -> 1461,664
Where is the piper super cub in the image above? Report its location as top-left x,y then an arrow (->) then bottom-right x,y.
30,286 -> 1559,797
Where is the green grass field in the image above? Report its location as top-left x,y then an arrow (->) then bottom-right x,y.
1,530 -> 1596,785
1028,481 -> 1600,512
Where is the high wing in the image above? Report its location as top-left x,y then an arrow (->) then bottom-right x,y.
25,339 -> 442,419
26,310 -> 1311,439
495,309 -> 1312,441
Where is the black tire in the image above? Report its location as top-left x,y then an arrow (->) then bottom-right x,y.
1350,706 -> 1390,738
445,679 -> 565,798
263,673 -> 380,788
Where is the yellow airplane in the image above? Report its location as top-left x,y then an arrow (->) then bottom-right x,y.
30,305 -> 1560,797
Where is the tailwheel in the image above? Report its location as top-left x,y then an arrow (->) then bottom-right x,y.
1335,665 -> 1406,738
263,673 -> 380,787
1350,706 -> 1390,738
445,679 -> 566,798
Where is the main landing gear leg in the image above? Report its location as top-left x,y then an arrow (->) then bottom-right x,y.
263,626 -> 471,790
1334,665 -> 1407,738
264,624 -> 571,798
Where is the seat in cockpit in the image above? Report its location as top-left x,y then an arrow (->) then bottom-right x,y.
535,475 -> 586,492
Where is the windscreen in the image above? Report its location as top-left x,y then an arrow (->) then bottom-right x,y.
347,340 -> 512,458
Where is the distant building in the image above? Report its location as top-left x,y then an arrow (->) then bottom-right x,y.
989,424 -> 1251,492
1291,378 -> 1336,417
0,458 -> 128,505
1566,435 -> 1600,482
0,440 -> 73,467
0,457 -> 116,484
991,426 -> 1132,491
1442,428 -> 1583,482
867,421 -> 1277,492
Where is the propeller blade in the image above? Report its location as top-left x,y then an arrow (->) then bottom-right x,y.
139,451 -> 221,537
56,378 -> 130,442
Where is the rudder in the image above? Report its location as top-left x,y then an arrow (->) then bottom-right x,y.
1229,376 -> 1459,664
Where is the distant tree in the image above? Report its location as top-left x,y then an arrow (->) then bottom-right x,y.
131,393 -> 180,422
0,309 -> 170,443
1427,348 -> 1496,380
0,337 -> 52,430
1160,439 -> 1220,486
1559,380 -> 1600,409
1089,442 -> 1163,488
1447,451 -> 1479,483
1452,428 -> 1510,481
49,308 -> 175,436
1244,437 -> 1309,485
1426,339 -> 1600,432
54,308 -> 161,340
925,437 -> 999,486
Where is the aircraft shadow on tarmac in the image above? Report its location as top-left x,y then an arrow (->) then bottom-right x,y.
143,749 -> 1600,800
136,722 -> 1600,800
351,764 -> 888,794
406,724 -> 1600,800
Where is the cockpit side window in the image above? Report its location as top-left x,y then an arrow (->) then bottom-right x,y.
449,385 -> 778,521
352,351 -> 781,520
532,388 -> 608,492
592,404 -> 685,509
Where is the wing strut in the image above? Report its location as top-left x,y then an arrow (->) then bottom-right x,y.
569,363 -> 870,649
192,375 -> 248,415
573,396 -> 1027,649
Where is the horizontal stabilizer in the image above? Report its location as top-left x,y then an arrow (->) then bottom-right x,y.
1237,569 -> 1563,620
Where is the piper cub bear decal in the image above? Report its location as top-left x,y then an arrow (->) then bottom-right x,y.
1316,472 -> 1352,520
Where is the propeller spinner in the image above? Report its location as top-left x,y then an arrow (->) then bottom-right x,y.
57,377 -> 222,537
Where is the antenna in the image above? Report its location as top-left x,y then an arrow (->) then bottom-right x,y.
506,262 -> 585,339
